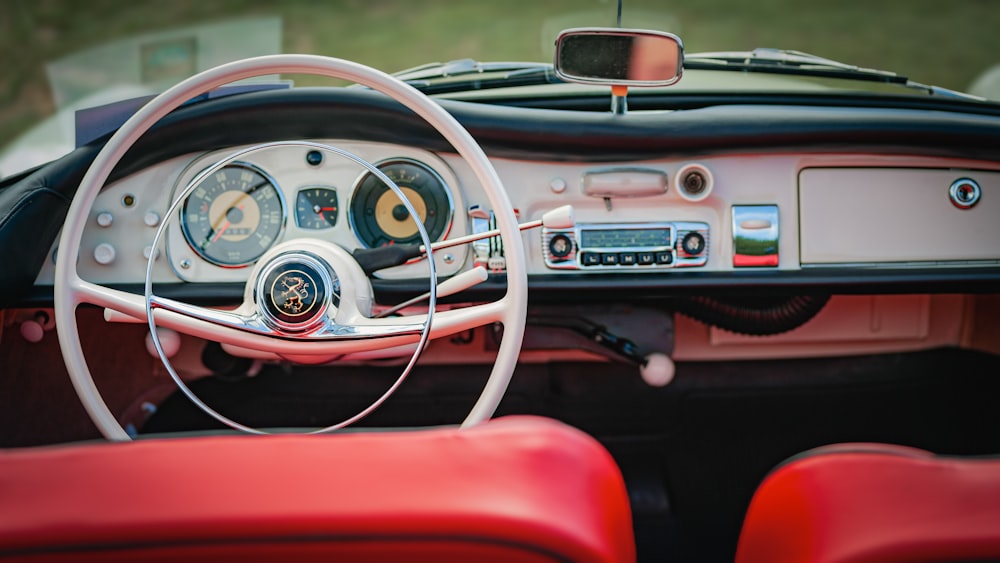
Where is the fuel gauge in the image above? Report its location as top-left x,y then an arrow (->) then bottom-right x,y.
295,187 -> 339,230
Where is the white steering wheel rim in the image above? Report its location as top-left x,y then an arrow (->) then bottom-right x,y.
54,55 -> 528,441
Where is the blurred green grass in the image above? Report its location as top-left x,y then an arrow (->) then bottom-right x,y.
2,0 -> 999,149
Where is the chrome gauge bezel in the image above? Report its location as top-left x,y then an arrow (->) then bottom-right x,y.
178,161 -> 288,268
348,157 -> 455,249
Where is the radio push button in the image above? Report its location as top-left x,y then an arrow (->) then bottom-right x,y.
582,252 -> 601,266
656,251 -> 674,265
619,253 -> 636,265
601,253 -> 619,266
637,252 -> 655,265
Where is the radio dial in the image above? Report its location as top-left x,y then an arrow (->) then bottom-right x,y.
548,234 -> 573,259
681,232 -> 706,255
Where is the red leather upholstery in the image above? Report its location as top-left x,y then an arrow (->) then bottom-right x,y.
0,416 -> 635,562
736,443 -> 1000,563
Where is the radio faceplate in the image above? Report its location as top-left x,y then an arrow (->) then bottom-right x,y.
543,221 -> 709,271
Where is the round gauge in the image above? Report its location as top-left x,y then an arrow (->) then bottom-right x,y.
349,159 -> 452,248
180,163 -> 285,267
295,187 -> 339,230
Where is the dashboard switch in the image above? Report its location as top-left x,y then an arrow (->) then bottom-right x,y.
93,243 -> 117,265
732,205 -> 779,267
143,211 -> 161,227
96,212 -> 114,228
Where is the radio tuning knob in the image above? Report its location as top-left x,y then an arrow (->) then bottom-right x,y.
548,234 -> 573,260
681,232 -> 706,255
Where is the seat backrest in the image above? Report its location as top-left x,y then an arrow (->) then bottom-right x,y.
0,415 -> 635,562
736,443 -> 1000,563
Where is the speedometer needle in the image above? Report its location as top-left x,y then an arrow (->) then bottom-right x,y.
210,220 -> 230,244
209,204 -> 244,244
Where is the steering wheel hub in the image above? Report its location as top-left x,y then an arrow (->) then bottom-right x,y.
256,252 -> 337,333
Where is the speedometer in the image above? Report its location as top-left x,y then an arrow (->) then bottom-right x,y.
180,163 -> 285,267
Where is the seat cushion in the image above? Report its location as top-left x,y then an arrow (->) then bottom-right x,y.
0,415 -> 635,562
736,443 -> 1000,563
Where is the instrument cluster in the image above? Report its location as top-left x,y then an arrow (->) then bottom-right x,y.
162,143 -> 462,283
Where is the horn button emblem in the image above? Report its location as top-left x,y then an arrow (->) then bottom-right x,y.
257,254 -> 333,332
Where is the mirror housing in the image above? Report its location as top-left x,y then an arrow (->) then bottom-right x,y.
554,28 -> 683,87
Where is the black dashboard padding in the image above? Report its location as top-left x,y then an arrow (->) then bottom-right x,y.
0,146 -> 99,307
98,88 -> 1000,183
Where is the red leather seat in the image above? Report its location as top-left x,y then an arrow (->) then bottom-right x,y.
736,443 -> 1000,563
0,415 -> 635,562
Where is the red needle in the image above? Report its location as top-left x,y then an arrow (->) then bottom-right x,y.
316,207 -> 336,215
211,220 -> 230,244
210,204 -> 243,244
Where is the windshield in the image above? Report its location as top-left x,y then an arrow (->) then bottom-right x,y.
3,0 -> 999,176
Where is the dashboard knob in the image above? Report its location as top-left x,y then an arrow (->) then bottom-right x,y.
96,212 -> 114,228
143,210 -> 161,227
93,243 -> 117,265
548,234 -> 573,259
681,232 -> 706,255
949,178 -> 981,209
640,353 -> 675,387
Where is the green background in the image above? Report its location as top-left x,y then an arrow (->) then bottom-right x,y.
2,0 -> 998,148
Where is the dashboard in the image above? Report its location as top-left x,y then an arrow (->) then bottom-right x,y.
2,86 -> 999,368
33,142 -> 1000,289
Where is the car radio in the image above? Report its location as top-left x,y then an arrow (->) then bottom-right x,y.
542,222 -> 709,270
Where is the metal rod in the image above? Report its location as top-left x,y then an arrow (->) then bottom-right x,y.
420,219 -> 543,253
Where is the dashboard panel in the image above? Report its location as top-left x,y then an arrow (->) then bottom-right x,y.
39,142 -> 469,286
31,143 -> 1000,290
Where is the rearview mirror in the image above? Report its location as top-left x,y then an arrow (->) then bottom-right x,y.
554,28 -> 683,86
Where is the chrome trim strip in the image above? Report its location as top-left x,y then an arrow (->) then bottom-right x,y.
801,259 -> 1000,269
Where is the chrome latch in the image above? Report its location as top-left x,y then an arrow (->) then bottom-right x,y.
468,205 -> 518,272
732,205 -> 779,268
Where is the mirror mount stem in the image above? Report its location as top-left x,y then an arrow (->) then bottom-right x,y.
611,84 -> 628,115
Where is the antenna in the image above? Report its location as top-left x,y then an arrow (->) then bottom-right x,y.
616,0 -> 623,27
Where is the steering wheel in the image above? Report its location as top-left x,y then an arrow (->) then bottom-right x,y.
54,55 -> 528,441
